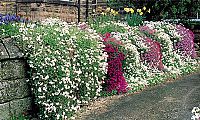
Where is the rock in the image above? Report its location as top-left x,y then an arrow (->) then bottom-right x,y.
7,79 -> 30,102
1,38 -> 24,59
0,43 -> 9,60
0,37 -> 32,119
0,89 -> 8,103
10,97 -> 32,117
0,60 -> 26,80
0,102 -> 10,120
0,78 -> 30,103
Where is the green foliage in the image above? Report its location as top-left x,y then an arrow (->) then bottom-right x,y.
107,0 -> 135,8
100,90 -> 118,97
11,19 -> 107,119
152,0 -> 200,20
0,23 -> 20,38
106,0 -> 200,21
126,14 -> 144,26
10,114 -> 29,120
88,15 -> 126,34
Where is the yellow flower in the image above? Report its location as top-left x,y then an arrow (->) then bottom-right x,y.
143,6 -> 146,11
137,9 -> 142,13
113,11 -> 118,16
139,12 -> 143,16
101,12 -> 106,15
110,9 -> 118,16
106,7 -> 111,12
2,2 -> 7,6
130,8 -> 134,14
124,8 -> 130,13
147,9 -> 151,13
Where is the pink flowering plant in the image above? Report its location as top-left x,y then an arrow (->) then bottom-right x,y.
175,25 -> 197,59
102,32 -> 128,94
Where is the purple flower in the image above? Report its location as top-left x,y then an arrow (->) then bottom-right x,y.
0,14 -> 26,25
141,37 -> 164,70
175,25 -> 197,58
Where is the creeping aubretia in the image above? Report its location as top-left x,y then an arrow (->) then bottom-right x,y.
102,33 -> 128,93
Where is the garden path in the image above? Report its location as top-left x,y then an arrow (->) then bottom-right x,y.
82,72 -> 200,120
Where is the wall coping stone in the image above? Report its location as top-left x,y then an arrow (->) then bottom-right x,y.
0,37 -> 24,60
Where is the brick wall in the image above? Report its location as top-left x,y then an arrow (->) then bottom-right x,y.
0,0 -> 102,22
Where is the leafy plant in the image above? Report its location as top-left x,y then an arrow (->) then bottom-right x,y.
12,18 -> 108,119
126,14 -> 144,26
151,0 -> 200,20
10,114 -> 29,120
88,15 -> 126,34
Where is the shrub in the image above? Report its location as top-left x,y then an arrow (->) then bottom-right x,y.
14,18 -> 107,119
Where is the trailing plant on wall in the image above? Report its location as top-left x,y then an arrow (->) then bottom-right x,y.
175,24 -> 197,58
102,32 -> 127,94
12,18 -> 108,119
1,14 -> 199,119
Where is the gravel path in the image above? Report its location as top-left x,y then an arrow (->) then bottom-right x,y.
77,72 -> 200,120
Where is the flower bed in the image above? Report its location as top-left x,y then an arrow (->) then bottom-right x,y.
1,14 -> 199,119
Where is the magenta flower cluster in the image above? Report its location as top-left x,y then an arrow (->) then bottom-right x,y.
139,25 -> 164,70
175,25 -> 197,58
141,37 -> 164,70
102,33 -> 128,94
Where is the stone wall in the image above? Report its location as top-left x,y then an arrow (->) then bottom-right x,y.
0,37 -> 32,120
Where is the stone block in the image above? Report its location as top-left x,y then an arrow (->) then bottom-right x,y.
10,97 -> 32,116
0,89 -> 8,103
0,81 -> 8,90
0,102 -> 10,120
2,38 -> 24,59
0,79 -> 30,103
0,43 -> 9,60
0,60 -> 26,80
6,79 -> 30,101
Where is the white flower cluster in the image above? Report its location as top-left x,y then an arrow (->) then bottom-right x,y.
109,26 -> 151,88
143,21 -> 188,73
13,18 -> 107,119
127,31 -> 152,87
191,107 -> 200,120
